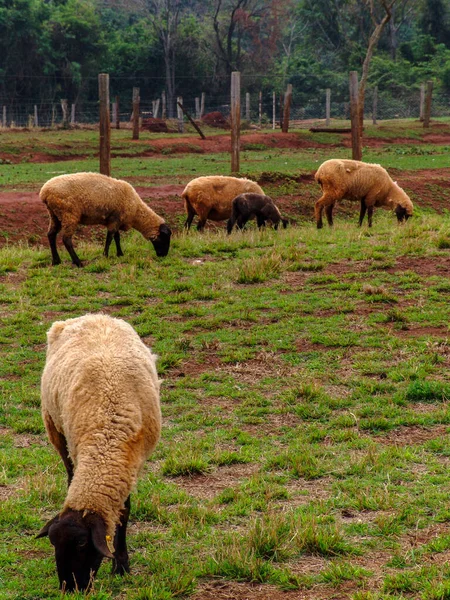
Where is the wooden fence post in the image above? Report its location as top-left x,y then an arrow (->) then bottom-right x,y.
259,91 -> 262,127
195,97 -> 200,119
162,91 -> 166,119
177,97 -> 184,133
98,73 -> 111,176
115,96 -> 120,129
419,83 -> 425,121
200,92 -> 205,118
231,71 -> 241,174
325,88 -> 331,126
282,84 -> 292,133
71,104 -> 76,126
132,87 -> 140,140
349,71 -> 362,161
34,105 -> 38,127
272,92 -> 276,129
246,92 -> 250,121
372,86 -> 378,125
423,80 -> 433,128
2,105 -> 6,127
61,99 -> 69,128
112,101 -> 117,126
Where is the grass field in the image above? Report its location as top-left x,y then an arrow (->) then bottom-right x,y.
1,121 -> 450,599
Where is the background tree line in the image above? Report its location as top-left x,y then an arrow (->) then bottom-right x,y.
0,0 -> 449,118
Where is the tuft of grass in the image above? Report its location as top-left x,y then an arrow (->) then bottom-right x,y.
405,380 -> 450,403
237,252 -> 283,284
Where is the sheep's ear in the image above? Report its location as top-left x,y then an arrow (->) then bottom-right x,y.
46,321 -> 66,345
36,514 -> 60,538
159,224 -> 172,237
88,514 -> 114,559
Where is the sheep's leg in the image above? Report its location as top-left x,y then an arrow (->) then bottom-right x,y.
62,234 -> 82,267
112,495 -> 131,576
315,195 -> 335,229
325,205 -> 333,226
359,200 -> 367,226
184,202 -> 196,230
114,232 -> 124,256
47,214 -> 62,266
256,215 -> 266,229
227,217 -> 235,234
104,231 -> 114,257
236,215 -> 247,230
43,413 -> 73,486
196,219 -> 207,231
367,206 -> 374,228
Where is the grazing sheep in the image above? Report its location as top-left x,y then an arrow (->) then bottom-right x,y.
227,193 -> 288,233
40,172 -> 172,266
37,314 -> 161,592
314,159 -> 414,228
182,175 -> 264,231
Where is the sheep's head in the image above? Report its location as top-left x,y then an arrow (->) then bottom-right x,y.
395,204 -> 412,223
151,223 -> 172,257
37,509 -> 113,592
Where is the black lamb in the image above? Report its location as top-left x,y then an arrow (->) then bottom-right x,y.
227,193 -> 288,234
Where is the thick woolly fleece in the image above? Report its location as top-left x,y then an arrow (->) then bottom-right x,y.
41,314 -> 162,537
182,175 -> 264,223
40,172 -> 165,241
315,159 -> 414,214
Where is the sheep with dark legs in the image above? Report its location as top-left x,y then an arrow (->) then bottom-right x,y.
182,175 -> 265,231
314,159 -> 414,228
227,193 -> 288,233
37,314 -> 162,592
40,172 -> 171,266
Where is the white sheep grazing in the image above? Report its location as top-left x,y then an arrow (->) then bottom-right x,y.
40,172 -> 172,266
182,175 -> 264,231
37,313 -> 161,592
314,159 -> 414,228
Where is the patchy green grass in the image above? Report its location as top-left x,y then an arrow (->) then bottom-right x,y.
2,121 -> 450,598
2,208 -> 450,598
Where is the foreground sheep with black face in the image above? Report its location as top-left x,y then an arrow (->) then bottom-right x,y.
37,314 -> 161,592
227,193 -> 288,233
314,159 -> 414,228
182,175 -> 264,231
40,172 -> 172,266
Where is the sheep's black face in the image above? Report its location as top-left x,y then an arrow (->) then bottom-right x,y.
395,205 -> 409,222
152,224 -> 172,257
37,510 -> 113,592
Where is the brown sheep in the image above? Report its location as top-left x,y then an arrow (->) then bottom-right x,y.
227,193 -> 288,233
314,159 -> 414,228
182,175 -> 264,231
40,172 -> 172,266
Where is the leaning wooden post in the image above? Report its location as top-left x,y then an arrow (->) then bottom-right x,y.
132,87 -> 140,140
372,86 -> 378,125
349,71 -> 362,161
419,83 -> 425,122
423,80 -> 433,128
258,91 -> 262,127
200,92 -> 205,118
154,99 -> 160,119
71,104 -> 76,126
98,73 -> 111,176
177,101 -> 205,139
61,99 -> 69,128
245,92 -> 250,121
272,91 -> 276,129
325,88 -> 331,126
177,97 -> 184,133
231,71 -> 241,174
34,105 -> 38,127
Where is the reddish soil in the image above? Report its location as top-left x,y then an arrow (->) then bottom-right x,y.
2,130 -> 450,248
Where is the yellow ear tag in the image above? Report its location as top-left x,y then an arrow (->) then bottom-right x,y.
105,535 -> 115,554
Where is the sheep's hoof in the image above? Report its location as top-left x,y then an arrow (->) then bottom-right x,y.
317,222 -> 323,229
112,557 -> 130,576
51,259 -> 61,266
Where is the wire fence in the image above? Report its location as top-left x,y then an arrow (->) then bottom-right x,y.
1,88 -> 449,129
